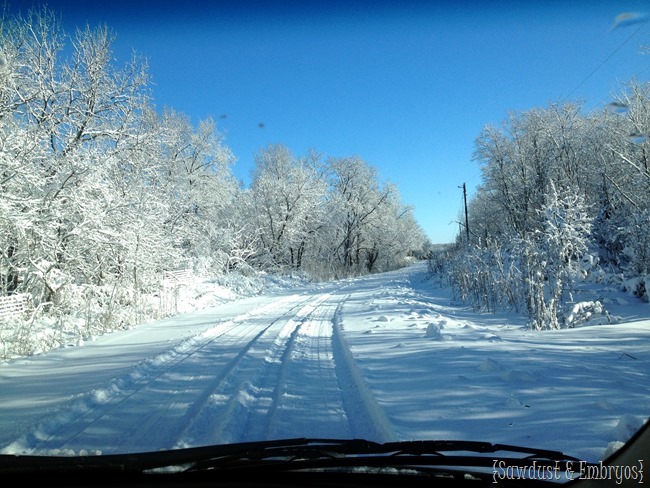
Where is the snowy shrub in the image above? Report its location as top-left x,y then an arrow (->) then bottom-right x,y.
438,241 -> 523,314
426,247 -> 448,276
618,210 -> 650,291
436,183 -> 594,330
504,183 -> 593,330
621,276 -> 649,302
565,300 -> 613,327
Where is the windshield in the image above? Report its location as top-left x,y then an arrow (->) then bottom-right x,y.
0,0 -> 648,480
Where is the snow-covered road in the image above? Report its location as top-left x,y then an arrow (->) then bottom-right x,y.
0,282 -> 394,455
1,263 -> 649,461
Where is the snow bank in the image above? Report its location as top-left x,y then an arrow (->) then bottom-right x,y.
0,270 -> 309,363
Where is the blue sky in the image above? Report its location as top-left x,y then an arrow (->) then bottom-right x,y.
9,0 -> 650,243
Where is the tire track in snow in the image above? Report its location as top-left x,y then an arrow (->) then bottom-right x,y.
1,294 -> 307,454
177,292 -> 396,445
171,295 -> 325,447
331,300 -> 397,443
73,294 -> 319,453
114,294 -> 339,452
5,321 -> 255,454
176,294 -> 334,446
265,299 -> 352,440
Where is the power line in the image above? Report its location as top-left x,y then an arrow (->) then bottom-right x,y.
563,21 -> 647,101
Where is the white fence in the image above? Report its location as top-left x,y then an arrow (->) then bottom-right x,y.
0,293 -> 31,321
160,269 -> 193,315
162,269 -> 193,285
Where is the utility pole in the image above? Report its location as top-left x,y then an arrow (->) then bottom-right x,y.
460,182 -> 469,243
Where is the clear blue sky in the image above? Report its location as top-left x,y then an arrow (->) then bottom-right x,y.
9,0 -> 650,243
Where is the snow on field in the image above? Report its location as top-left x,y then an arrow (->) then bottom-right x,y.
0,262 -> 648,462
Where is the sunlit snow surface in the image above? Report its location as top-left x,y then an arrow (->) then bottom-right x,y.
1,262 -> 648,462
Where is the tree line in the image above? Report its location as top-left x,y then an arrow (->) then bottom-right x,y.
0,8 -> 427,332
432,82 -> 650,329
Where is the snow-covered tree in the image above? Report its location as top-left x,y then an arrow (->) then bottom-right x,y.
0,6 -> 242,329
249,144 -> 327,270
324,156 -> 393,273
149,108 -> 237,271
520,182 -> 593,330
0,5 -> 428,352
442,86 -> 650,325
